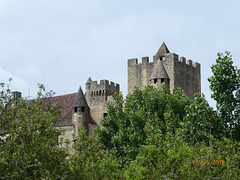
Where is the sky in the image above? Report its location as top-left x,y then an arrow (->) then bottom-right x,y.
0,0 -> 240,107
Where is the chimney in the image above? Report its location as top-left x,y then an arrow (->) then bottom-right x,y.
12,91 -> 22,99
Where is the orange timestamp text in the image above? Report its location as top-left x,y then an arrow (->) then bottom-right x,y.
192,160 -> 225,165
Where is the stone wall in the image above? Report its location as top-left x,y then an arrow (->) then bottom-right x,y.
128,51 -> 201,98
88,96 -> 108,125
57,125 -> 74,154
85,79 -> 120,125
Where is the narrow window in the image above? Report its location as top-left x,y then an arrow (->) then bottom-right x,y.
161,79 -> 164,83
99,90 -> 102,96
80,107 -> 85,112
91,92 -> 93,97
74,107 -> 78,113
154,79 -> 157,84
103,113 -> 108,120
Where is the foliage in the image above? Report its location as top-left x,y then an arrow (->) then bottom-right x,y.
69,126 -> 122,180
124,131 -> 240,179
0,80 -> 70,179
208,51 -> 240,140
98,86 -> 191,166
1,51 -> 240,179
182,93 -> 221,145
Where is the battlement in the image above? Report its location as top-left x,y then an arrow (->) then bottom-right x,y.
128,53 -> 200,69
128,58 -> 138,65
166,53 -> 200,69
86,78 -> 120,100
128,57 -> 151,66
90,79 -> 119,89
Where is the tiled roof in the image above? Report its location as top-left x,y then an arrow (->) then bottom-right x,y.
50,93 -> 77,126
50,92 -> 97,126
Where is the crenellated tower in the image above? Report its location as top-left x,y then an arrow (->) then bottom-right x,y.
128,42 -> 201,98
85,78 -> 120,124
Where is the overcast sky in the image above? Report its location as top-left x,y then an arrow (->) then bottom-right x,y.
1,0 -> 240,107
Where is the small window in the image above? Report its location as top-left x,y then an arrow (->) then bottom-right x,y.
80,107 -> 85,112
154,79 -> 157,84
103,113 -> 108,120
91,92 -> 93,97
74,107 -> 78,113
161,79 -> 164,83
99,90 -> 102,96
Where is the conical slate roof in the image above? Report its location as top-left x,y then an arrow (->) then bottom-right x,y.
86,77 -> 92,84
156,42 -> 170,56
73,86 -> 89,108
150,60 -> 169,80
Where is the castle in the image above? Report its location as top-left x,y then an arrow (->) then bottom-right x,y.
13,42 -> 201,152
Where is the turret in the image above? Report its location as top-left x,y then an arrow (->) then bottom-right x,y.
73,86 -> 90,135
85,77 -> 92,90
85,77 -> 92,105
150,58 -> 170,90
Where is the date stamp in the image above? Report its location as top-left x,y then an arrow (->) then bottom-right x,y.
192,160 -> 225,165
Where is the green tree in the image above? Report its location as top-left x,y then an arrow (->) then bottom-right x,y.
98,86 -> 191,166
124,131 -> 240,179
182,93 -> 221,145
70,126 -> 121,179
208,52 -> 240,140
0,80 -> 70,179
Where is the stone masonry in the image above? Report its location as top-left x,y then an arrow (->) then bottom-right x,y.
128,42 -> 201,98
85,77 -> 120,125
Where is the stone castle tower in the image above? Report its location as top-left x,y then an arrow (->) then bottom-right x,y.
84,78 -> 119,127
128,42 -> 201,98
73,86 -> 90,135
84,78 -> 120,134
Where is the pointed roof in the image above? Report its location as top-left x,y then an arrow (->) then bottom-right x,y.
73,86 -> 89,108
150,60 -> 169,80
156,42 -> 170,56
86,77 -> 92,84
